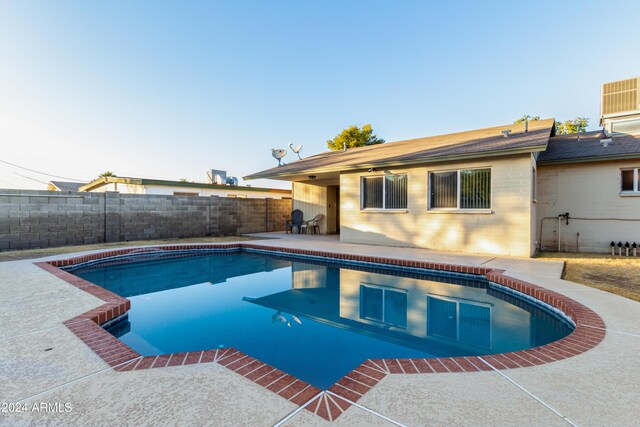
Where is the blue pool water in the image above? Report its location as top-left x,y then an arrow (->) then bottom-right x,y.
71,251 -> 572,389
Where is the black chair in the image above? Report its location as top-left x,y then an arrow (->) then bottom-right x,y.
285,209 -> 304,234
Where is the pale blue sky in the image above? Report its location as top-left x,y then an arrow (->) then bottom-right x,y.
1,1 -> 639,190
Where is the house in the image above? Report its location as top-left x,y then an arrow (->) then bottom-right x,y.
245,77 -> 640,256
47,181 -> 87,192
78,175 -> 291,199
76,170 -> 291,199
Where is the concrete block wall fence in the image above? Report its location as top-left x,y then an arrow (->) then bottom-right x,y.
0,190 -> 292,251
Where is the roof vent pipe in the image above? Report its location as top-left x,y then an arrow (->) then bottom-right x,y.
502,129 -> 511,138
343,141 -> 347,152
600,138 -> 612,147
525,121 -> 529,132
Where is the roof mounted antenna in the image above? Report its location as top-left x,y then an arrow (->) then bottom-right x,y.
271,148 -> 287,166
288,143 -> 303,160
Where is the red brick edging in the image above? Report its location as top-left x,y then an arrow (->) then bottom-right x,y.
36,243 -> 606,422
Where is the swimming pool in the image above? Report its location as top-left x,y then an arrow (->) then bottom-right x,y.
68,250 -> 572,389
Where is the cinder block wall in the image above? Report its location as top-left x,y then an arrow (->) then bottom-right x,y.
537,160 -> 640,253
0,190 -> 291,251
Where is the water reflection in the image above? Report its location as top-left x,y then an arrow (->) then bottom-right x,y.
244,259 -> 569,356
76,252 -> 570,359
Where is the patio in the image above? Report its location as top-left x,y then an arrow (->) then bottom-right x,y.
1,234 -> 639,426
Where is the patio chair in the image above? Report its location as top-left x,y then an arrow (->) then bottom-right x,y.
301,214 -> 323,235
285,209 -> 304,234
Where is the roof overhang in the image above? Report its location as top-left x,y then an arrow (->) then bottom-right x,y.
245,145 -> 547,182
537,152 -> 640,166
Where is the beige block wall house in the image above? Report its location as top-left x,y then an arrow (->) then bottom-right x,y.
247,119 -> 554,257
247,112 -> 640,257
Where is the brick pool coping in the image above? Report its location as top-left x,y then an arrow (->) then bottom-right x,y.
35,243 -> 606,422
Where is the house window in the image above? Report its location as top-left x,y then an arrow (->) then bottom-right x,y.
361,174 -> 407,209
621,168 -> 640,192
360,284 -> 407,328
429,168 -> 491,209
427,296 -> 491,348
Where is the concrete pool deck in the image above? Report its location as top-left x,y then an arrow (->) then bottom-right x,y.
1,234 -> 639,426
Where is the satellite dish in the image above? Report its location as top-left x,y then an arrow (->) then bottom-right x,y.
288,143 -> 303,160
225,176 -> 238,186
272,311 -> 287,324
271,148 -> 287,166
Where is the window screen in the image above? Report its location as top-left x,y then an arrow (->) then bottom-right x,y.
362,177 -> 383,208
360,286 -> 383,322
427,296 -> 457,339
430,169 -> 491,209
385,175 -> 408,209
360,285 -> 407,327
430,171 -> 457,208
362,175 -> 407,209
384,290 -> 407,328
460,168 -> 491,209
458,302 -> 491,348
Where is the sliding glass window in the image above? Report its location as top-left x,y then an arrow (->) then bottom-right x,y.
429,168 -> 491,210
361,174 -> 407,210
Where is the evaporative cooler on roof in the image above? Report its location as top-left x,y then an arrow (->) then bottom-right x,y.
601,77 -> 639,116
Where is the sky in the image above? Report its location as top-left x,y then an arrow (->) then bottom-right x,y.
1,1 -> 639,190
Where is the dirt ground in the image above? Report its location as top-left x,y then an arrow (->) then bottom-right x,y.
538,252 -> 640,302
0,236 -> 260,262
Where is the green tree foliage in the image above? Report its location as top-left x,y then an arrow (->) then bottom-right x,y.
514,115 -> 589,134
326,124 -> 385,151
178,178 -> 188,182
99,171 -> 116,177
555,117 -> 589,134
514,115 -> 540,124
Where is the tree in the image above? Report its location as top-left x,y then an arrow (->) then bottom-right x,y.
514,115 -> 540,124
326,124 -> 385,151
178,178 -> 188,182
99,171 -> 116,178
555,117 -> 589,135
513,115 -> 589,134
